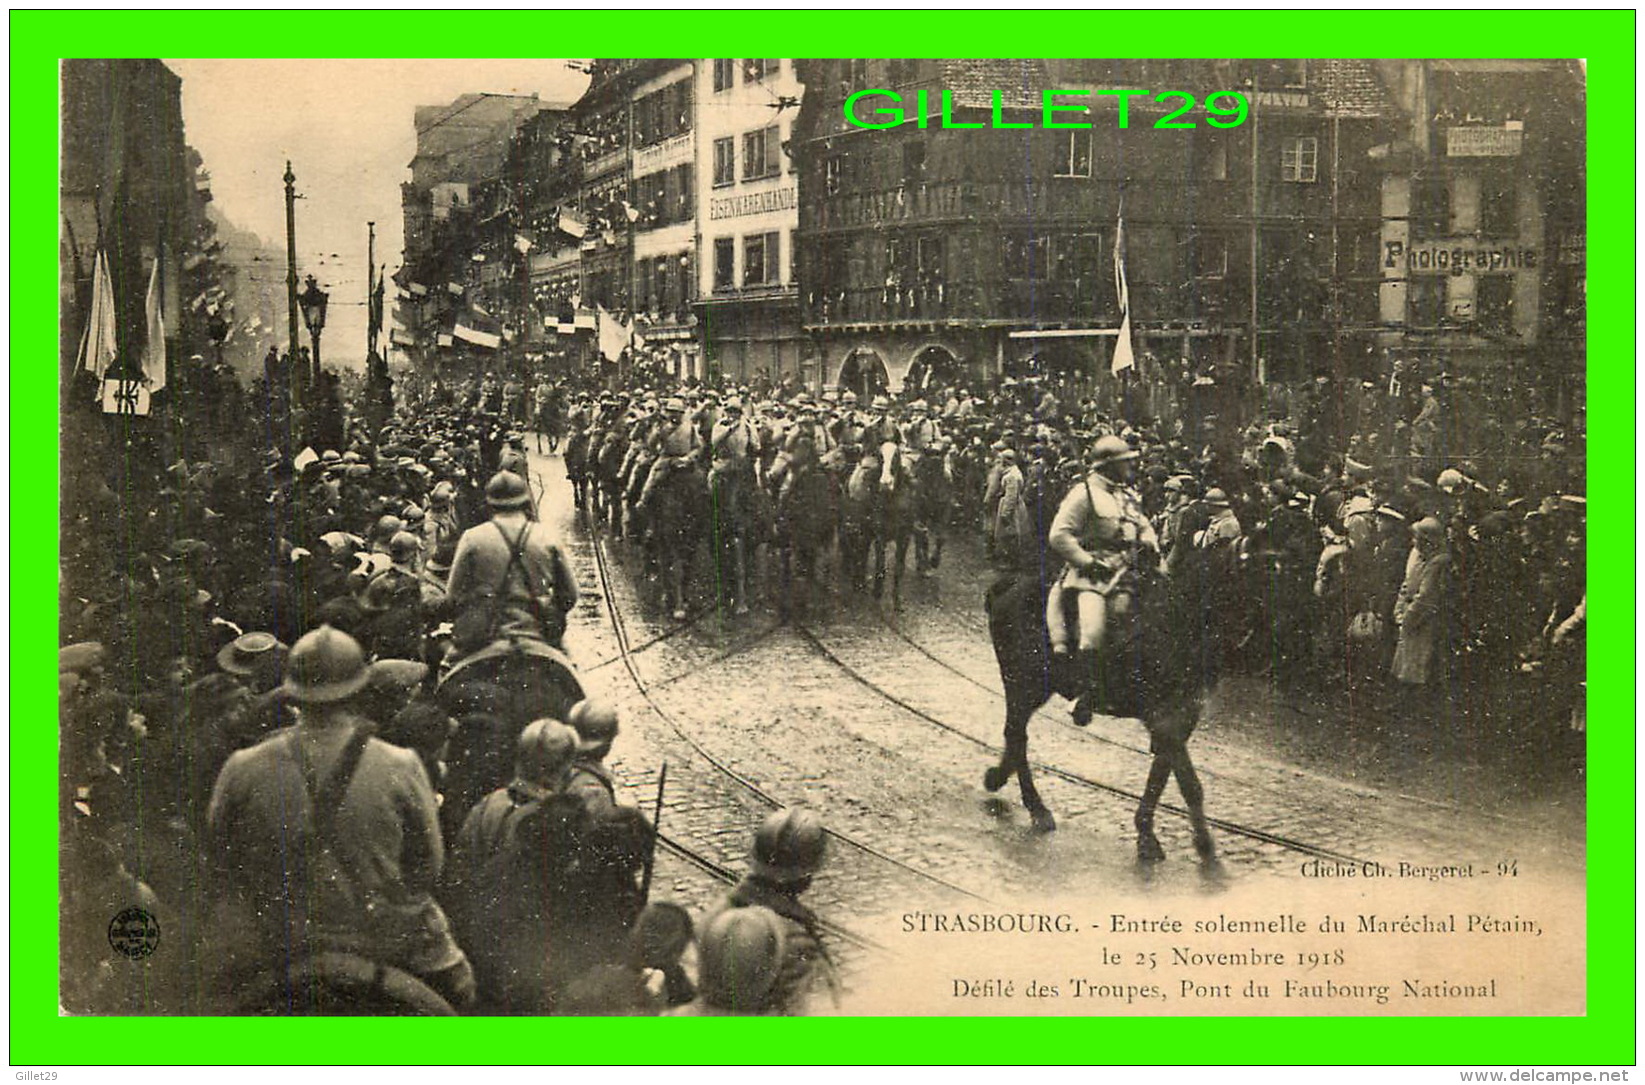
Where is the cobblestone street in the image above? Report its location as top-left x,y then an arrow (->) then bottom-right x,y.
531,448 -> 1586,998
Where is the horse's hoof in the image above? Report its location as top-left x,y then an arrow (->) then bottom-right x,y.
983,765 -> 1009,793
1071,695 -> 1094,728
1193,830 -> 1216,862
1029,808 -> 1057,833
1137,833 -> 1166,863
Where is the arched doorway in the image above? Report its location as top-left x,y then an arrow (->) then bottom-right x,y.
903,344 -> 961,397
836,348 -> 890,401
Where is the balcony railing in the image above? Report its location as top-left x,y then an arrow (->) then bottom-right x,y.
805,279 -> 1125,324
813,181 -> 1112,231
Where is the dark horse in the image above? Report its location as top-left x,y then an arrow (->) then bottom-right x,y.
984,563 -> 1219,860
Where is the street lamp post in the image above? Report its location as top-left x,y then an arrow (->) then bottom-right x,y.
298,274 -> 329,390
284,161 -> 300,407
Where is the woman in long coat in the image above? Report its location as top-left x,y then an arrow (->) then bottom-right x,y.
1391,517 -> 1452,686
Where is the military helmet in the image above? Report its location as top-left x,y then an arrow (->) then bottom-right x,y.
374,514 -> 405,540
871,395 -> 891,411
280,625 -> 370,705
515,719 -> 579,788
841,391 -> 859,405
485,471 -> 533,510
1436,468 -> 1466,495
697,906 -> 786,1012
388,531 -> 422,563
566,697 -> 620,752
910,399 -> 929,413
664,397 -> 686,413
1090,434 -> 1140,468
723,396 -> 744,412
752,807 -> 827,884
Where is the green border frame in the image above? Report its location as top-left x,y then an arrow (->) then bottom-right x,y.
13,9 -> 1634,1066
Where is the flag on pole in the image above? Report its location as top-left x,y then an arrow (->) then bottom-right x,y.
368,264 -> 385,337
597,306 -> 632,362
141,256 -> 167,392
1111,210 -> 1135,376
76,248 -> 118,380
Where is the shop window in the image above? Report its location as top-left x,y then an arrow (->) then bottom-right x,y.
714,237 -> 735,291
1408,277 -> 1444,327
1476,275 -> 1514,330
1202,139 -> 1228,182
825,155 -> 844,195
1192,233 -> 1228,279
903,140 -> 927,179
743,125 -> 781,180
713,59 -> 734,93
1414,174 -> 1450,239
744,232 -> 779,286
1055,130 -> 1093,178
1479,173 -> 1517,237
1281,136 -> 1318,183
1004,232 -> 1051,280
713,137 -> 735,187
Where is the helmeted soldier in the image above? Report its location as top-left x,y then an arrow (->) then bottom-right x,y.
1046,434 -> 1160,724
207,625 -> 475,1009
666,906 -> 789,1016
446,718 -> 581,1011
709,397 -> 762,614
829,390 -> 867,450
445,471 -> 577,655
862,394 -> 900,448
637,397 -> 702,511
706,808 -> 839,1015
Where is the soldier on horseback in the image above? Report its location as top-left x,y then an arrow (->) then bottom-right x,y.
637,398 -> 703,517
862,394 -> 900,449
709,397 -> 761,615
1046,434 -> 1160,726
900,399 -> 947,576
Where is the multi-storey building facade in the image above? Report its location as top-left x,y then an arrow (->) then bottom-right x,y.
692,57 -> 807,384
397,92 -> 543,364
792,59 -> 1399,397
1371,60 -> 1584,414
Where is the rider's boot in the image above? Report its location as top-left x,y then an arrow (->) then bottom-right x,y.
1071,648 -> 1099,727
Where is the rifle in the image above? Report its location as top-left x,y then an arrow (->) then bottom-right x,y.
639,761 -> 667,902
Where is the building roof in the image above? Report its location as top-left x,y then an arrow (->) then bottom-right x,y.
1311,60 -> 1394,118
935,58 -> 1049,111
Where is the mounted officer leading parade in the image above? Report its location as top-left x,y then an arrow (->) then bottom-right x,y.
57,54 -> 1587,1020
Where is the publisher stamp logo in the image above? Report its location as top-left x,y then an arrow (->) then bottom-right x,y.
107,907 -> 160,960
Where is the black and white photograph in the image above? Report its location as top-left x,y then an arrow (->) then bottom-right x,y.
58,57 -> 1587,1018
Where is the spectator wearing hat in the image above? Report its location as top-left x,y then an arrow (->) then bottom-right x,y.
985,446 -> 1033,571
216,632 -> 288,696
206,625 -> 474,1010
1391,517 -> 1454,691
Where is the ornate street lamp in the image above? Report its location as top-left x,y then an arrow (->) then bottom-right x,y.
298,274 -> 329,389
